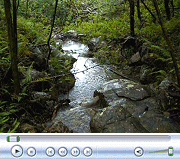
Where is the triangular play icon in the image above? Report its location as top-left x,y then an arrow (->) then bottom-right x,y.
15,149 -> 20,153
137,150 -> 141,154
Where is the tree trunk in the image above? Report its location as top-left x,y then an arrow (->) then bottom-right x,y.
136,0 -> 142,21
141,0 -> 156,22
164,0 -> 171,20
129,0 -> 135,37
17,0 -> 20,11
13,0 -> 18,60
4,0 -> 20,94
26,0 -> 29,18
170,0 -> 174,17
152,0 -> 180,86
47,0 -> 59,66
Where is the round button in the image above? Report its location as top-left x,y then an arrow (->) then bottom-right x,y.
71,147 -> 80,157
134,147 -> 144,157
11,145 -> 23,157
84,147 -> 92,157
46,147 -> 55,157
59,147 -> 68,157
27,147 -> 36,157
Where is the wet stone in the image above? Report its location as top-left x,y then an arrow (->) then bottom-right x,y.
97,79 -> 150,101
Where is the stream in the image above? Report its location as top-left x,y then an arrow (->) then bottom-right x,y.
60,40 -> 120,106
50,39 -> 179,133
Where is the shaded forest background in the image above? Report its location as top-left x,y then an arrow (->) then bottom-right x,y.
0,0 -> 180,132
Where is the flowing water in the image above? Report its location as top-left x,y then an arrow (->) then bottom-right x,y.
60,40 -> 120,106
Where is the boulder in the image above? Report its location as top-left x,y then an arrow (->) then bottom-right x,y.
66,30 -> 78,39
87,36 -> 103,52
52,106 -> 95,133
90,106 -> 149,133
155,77 -> 174,111
46,120 -> 72,133
32,47 -> 41,54
21,123 -> 37,133
55,72 -> 75,93
139,109 -> 180,132
130,52 -> 141,64
28,53 -> 47,71
26,69 -> 48,81
90,78 -> 180,133
96,79 -> 150,102
32,92 -> 51,104
27,80 -> 52,92
90,103 -> 180,133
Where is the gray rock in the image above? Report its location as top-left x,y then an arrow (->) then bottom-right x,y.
88,36 -> 102,52
97,79 -> 150,101
29,53 -> 47,71
53,34 -> 62,40
90,88 -> 180,133
155,77 -> 171,111
130,52 -> 141,64
140,110 -> 180,132
53,106 -> 93,133
90,106 -> 149,133
77,34 -> 86,38
27,69 -> 48,81
32,47 -> 41,54
46,120 -> 72,133
66,30 -> 78,39
33,92 -> 51,100
90,78 -> 180,133
159,77 -> 171,90
31,92 -> 51,104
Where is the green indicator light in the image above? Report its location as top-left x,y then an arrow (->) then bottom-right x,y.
7,136 -> 20,142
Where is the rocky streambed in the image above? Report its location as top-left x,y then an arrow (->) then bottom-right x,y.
48,31 -> 180,133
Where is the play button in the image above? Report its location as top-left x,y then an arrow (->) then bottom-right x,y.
11,145 -> 23,157
134,147 -> 144,157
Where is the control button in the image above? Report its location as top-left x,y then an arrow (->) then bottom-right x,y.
168,147 -> 174,156
11,145 -> 23,157
59,147 -> 68,157
83,147 -> 92,157
134,147 -> 144,157
46,147 -> 55,157
27,147 -> 36,157
7,136 -> 20,142
71,147 -> 80,157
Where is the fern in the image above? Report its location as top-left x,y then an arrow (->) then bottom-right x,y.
149,45 -> 170,57
8,119 -> 20,133
22,62 -> 34,85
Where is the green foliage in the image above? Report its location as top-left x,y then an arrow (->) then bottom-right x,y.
0,100 -> 19,133
17,17 -> 48,49
17,0 -> 74,27
51,54 -> 75,73
22,62 -> 34,85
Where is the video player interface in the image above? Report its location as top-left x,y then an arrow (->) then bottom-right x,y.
0,133 -> 179,159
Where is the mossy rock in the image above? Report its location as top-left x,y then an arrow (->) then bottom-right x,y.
56,72 -> 75,93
